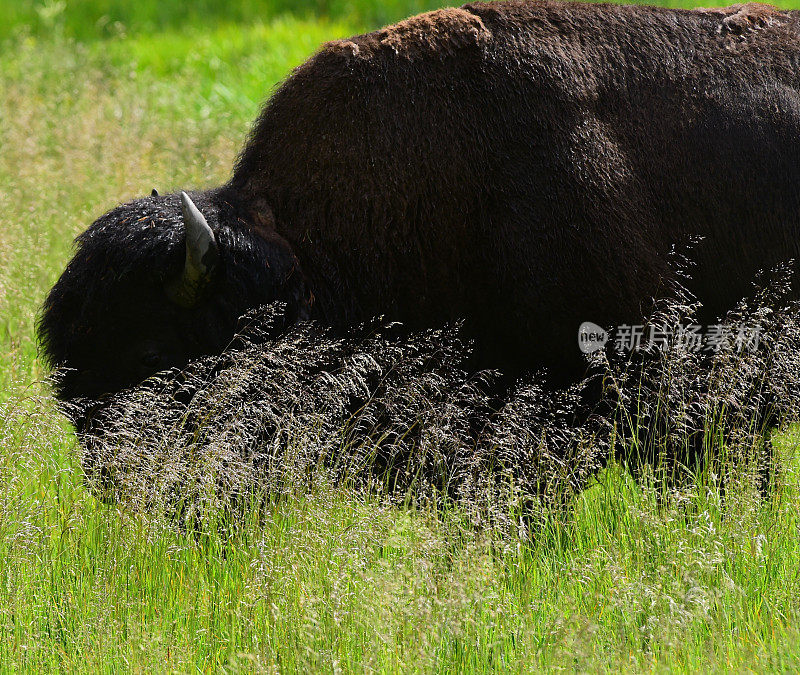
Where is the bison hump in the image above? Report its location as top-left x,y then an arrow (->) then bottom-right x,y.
322,8 -> 491,62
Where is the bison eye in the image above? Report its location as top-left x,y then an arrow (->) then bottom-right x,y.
140,351 -> 161,369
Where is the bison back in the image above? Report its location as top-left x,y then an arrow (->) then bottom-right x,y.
232,1 -> 800,382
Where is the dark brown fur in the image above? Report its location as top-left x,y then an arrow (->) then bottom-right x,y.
232,1 -> 800,382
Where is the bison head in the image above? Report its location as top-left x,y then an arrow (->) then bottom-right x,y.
38,188 -> 308,404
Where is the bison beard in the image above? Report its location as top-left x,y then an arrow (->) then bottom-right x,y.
38,1 -> 800,495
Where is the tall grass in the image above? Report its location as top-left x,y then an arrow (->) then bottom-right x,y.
4,386 -> 800,670
3,1 -> 800,671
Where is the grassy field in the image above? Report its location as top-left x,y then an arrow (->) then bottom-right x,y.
3,0 -> 800,671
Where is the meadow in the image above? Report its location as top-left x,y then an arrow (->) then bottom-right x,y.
3,0 -> 800,671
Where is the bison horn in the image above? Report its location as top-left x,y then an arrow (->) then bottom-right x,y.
166,191 -> 219,307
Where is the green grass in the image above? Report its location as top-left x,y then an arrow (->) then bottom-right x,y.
0,0 -> 449,42
3,0 -> 800,671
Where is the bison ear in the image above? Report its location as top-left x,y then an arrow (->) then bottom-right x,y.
166,191 -> 219,308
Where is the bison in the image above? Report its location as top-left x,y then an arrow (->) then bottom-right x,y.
40,1 -> 800,413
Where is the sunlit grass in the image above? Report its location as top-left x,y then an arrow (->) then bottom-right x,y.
3,1 -> 800,671
3,390 -> 800,670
